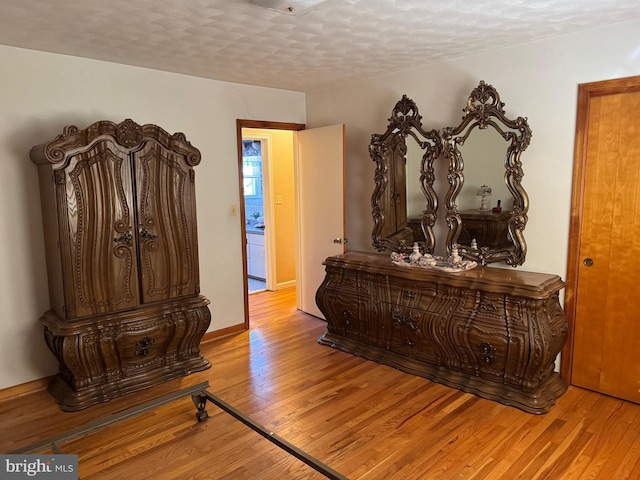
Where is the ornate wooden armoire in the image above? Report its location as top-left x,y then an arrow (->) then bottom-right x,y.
30,119 -> 212,411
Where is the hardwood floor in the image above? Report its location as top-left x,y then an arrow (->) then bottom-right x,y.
2,287 -> 640,479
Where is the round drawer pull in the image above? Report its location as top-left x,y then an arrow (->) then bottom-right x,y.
135,336 -> 155,357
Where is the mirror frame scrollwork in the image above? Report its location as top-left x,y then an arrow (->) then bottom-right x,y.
442,81 -> 532,266
370,95 -> 442,253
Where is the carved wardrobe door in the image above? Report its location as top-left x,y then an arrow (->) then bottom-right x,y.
57,140 -> 140,319
31,119 -> 211,411
133,139 -> 199,303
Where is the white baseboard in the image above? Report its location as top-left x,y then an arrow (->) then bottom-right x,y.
276,280 -> 297,290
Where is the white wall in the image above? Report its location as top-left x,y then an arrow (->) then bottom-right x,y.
306,19 -> 640,276
0,45 -> 305,389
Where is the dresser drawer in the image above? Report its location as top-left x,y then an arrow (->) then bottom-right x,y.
321,291 -> 383,346
321,266 -> 372,297
381,303 -> 439,362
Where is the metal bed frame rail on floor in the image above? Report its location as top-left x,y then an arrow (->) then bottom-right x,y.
12,381 -> 348,480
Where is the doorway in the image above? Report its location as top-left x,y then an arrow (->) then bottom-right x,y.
236,121 -> 347,328
561,75 -> 640,403
237,120 -> 305,329
241,129 -> 298,295
242,138 -> 268,293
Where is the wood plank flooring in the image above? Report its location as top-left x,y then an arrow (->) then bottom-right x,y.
2,287 -> 640,479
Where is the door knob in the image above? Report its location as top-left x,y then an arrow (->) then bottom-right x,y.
583,257 -> 594,267
333,238 -> 348,244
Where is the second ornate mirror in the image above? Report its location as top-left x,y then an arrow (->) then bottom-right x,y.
442,81 -> 532,266
370,95 -> 442,253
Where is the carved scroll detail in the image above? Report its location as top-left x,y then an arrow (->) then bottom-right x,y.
116,119 -> 143,148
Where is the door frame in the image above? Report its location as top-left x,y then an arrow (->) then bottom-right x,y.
560,75 -> 640,384
236,120 -> 305,329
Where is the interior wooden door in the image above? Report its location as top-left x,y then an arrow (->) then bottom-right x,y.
564,75 -> 640,403
297,124 -> 346,319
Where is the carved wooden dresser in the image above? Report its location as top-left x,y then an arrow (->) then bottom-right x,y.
316,252 -> 568,414
30,119 -> 211,411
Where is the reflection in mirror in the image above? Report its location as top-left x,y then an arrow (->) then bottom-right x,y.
456,127 -> 514,212
442,81 -> 532,266
370,95 -> 442,253
406,136 -> 429,218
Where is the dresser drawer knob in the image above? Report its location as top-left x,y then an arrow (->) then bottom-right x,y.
135,336 -> 155,357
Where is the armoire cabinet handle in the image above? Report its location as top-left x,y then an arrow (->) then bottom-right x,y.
135,336 -> 154,357
113,231 -> 132,245
139,227 -> 158,241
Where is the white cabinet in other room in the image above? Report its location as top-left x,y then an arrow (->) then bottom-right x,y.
247,233 -> 266,280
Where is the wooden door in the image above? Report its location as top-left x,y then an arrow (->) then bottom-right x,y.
297,124 -> 346,319
133,140 -> 200,303
564,75 -> 640,403
58,141 -> 140,318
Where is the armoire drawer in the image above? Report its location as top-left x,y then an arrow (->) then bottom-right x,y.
42,296 -> 211,410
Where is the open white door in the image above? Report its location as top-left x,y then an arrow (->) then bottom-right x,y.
296,124 -> 346,319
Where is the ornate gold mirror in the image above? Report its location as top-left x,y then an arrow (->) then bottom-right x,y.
370,95 -> 442,253
442,81 -> 532,266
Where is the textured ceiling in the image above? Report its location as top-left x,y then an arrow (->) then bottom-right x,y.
1,0 -> 639,92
